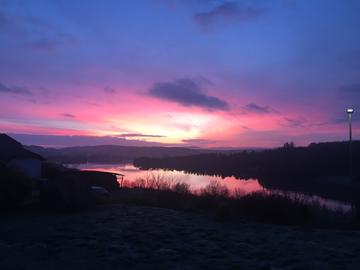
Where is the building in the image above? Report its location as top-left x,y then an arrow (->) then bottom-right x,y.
0,134 -> 44,179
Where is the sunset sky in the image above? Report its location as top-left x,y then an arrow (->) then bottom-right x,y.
0,0 -> 359,148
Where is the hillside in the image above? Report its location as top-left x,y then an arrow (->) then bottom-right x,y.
26,145 -> 246,164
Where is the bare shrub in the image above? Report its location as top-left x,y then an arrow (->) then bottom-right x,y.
172,182 -> 191,194
128,172 -> 178,190
233,188 -> 246,199
200,180 -> 229,197
132,178 -> 147,188
146,173 -> 172,190
121,179 -> 133,188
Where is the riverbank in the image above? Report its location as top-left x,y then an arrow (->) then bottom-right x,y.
1,204 -> 360,270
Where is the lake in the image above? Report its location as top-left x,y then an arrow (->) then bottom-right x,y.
68,163 -> 352,212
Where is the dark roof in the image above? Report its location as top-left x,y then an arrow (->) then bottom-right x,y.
0,134 -> 44,162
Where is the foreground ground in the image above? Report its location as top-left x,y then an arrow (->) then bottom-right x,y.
1,204 -> 360,270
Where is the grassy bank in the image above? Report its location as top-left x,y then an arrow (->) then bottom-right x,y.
110,177 -> 359,229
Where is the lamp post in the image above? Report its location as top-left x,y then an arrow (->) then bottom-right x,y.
347,109 -> 354,142
347,108 -> 354,181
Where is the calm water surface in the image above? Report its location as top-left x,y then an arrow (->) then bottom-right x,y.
68,163 -> 352,212
69,163 -> 263,194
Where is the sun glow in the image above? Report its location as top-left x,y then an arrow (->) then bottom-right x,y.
102,112 -> 219,144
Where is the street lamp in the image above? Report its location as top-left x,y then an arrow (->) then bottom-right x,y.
347,109 -> 354,142
347,108 -> 354,181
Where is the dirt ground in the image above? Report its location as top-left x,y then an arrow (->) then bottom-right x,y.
1,204 -> 360,270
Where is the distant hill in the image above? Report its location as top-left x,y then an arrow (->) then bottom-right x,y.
26,145 -> 250,164
134,141 -> 360,179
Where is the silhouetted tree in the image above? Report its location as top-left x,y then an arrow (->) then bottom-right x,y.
283,141 -> 295,148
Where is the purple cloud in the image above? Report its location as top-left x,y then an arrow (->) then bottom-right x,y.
148,78 -> 229,111
9,134 -> 165,148
0,10 -> 76,52
182,138 -> 215,144
30,35 -> 76,52
117,133 -> 165,138
104,87 -> 117,94
193,1 -> 265,29
282,117 -> 308,128
61,113 -> 76,118
243,103 -> 278,114
0,82 -> 32,95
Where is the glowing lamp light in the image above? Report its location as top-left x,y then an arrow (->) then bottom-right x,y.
346,108 -> 354,142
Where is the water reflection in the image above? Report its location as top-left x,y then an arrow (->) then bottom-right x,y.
67,163 -> 352,212
68,163 -> 264,195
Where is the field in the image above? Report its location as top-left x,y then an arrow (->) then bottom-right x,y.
1,204 -> 360,270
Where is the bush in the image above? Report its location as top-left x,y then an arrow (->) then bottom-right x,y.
200,180 -> 229,197
236,192 -> 312,224
0,162 -> 32,211
172,182 -> 191,194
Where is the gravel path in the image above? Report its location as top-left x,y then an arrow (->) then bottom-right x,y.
1,204 -> 360,270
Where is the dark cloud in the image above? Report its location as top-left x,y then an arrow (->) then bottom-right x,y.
148,78 -> 229,111
117,133 -> 165,138
282,117 -> 307,128
192,75 -> 213,86
104,87 -> 117,94
242,103 -> 278,114
330,112 -> 359,124
30,35 -> 76,52
182,138 -> 215,144
0,82 -> 32,95
61,113 -> 76,118
193,1 -> 265,29
0,10 -> 76,52
332,117 -> 357,124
